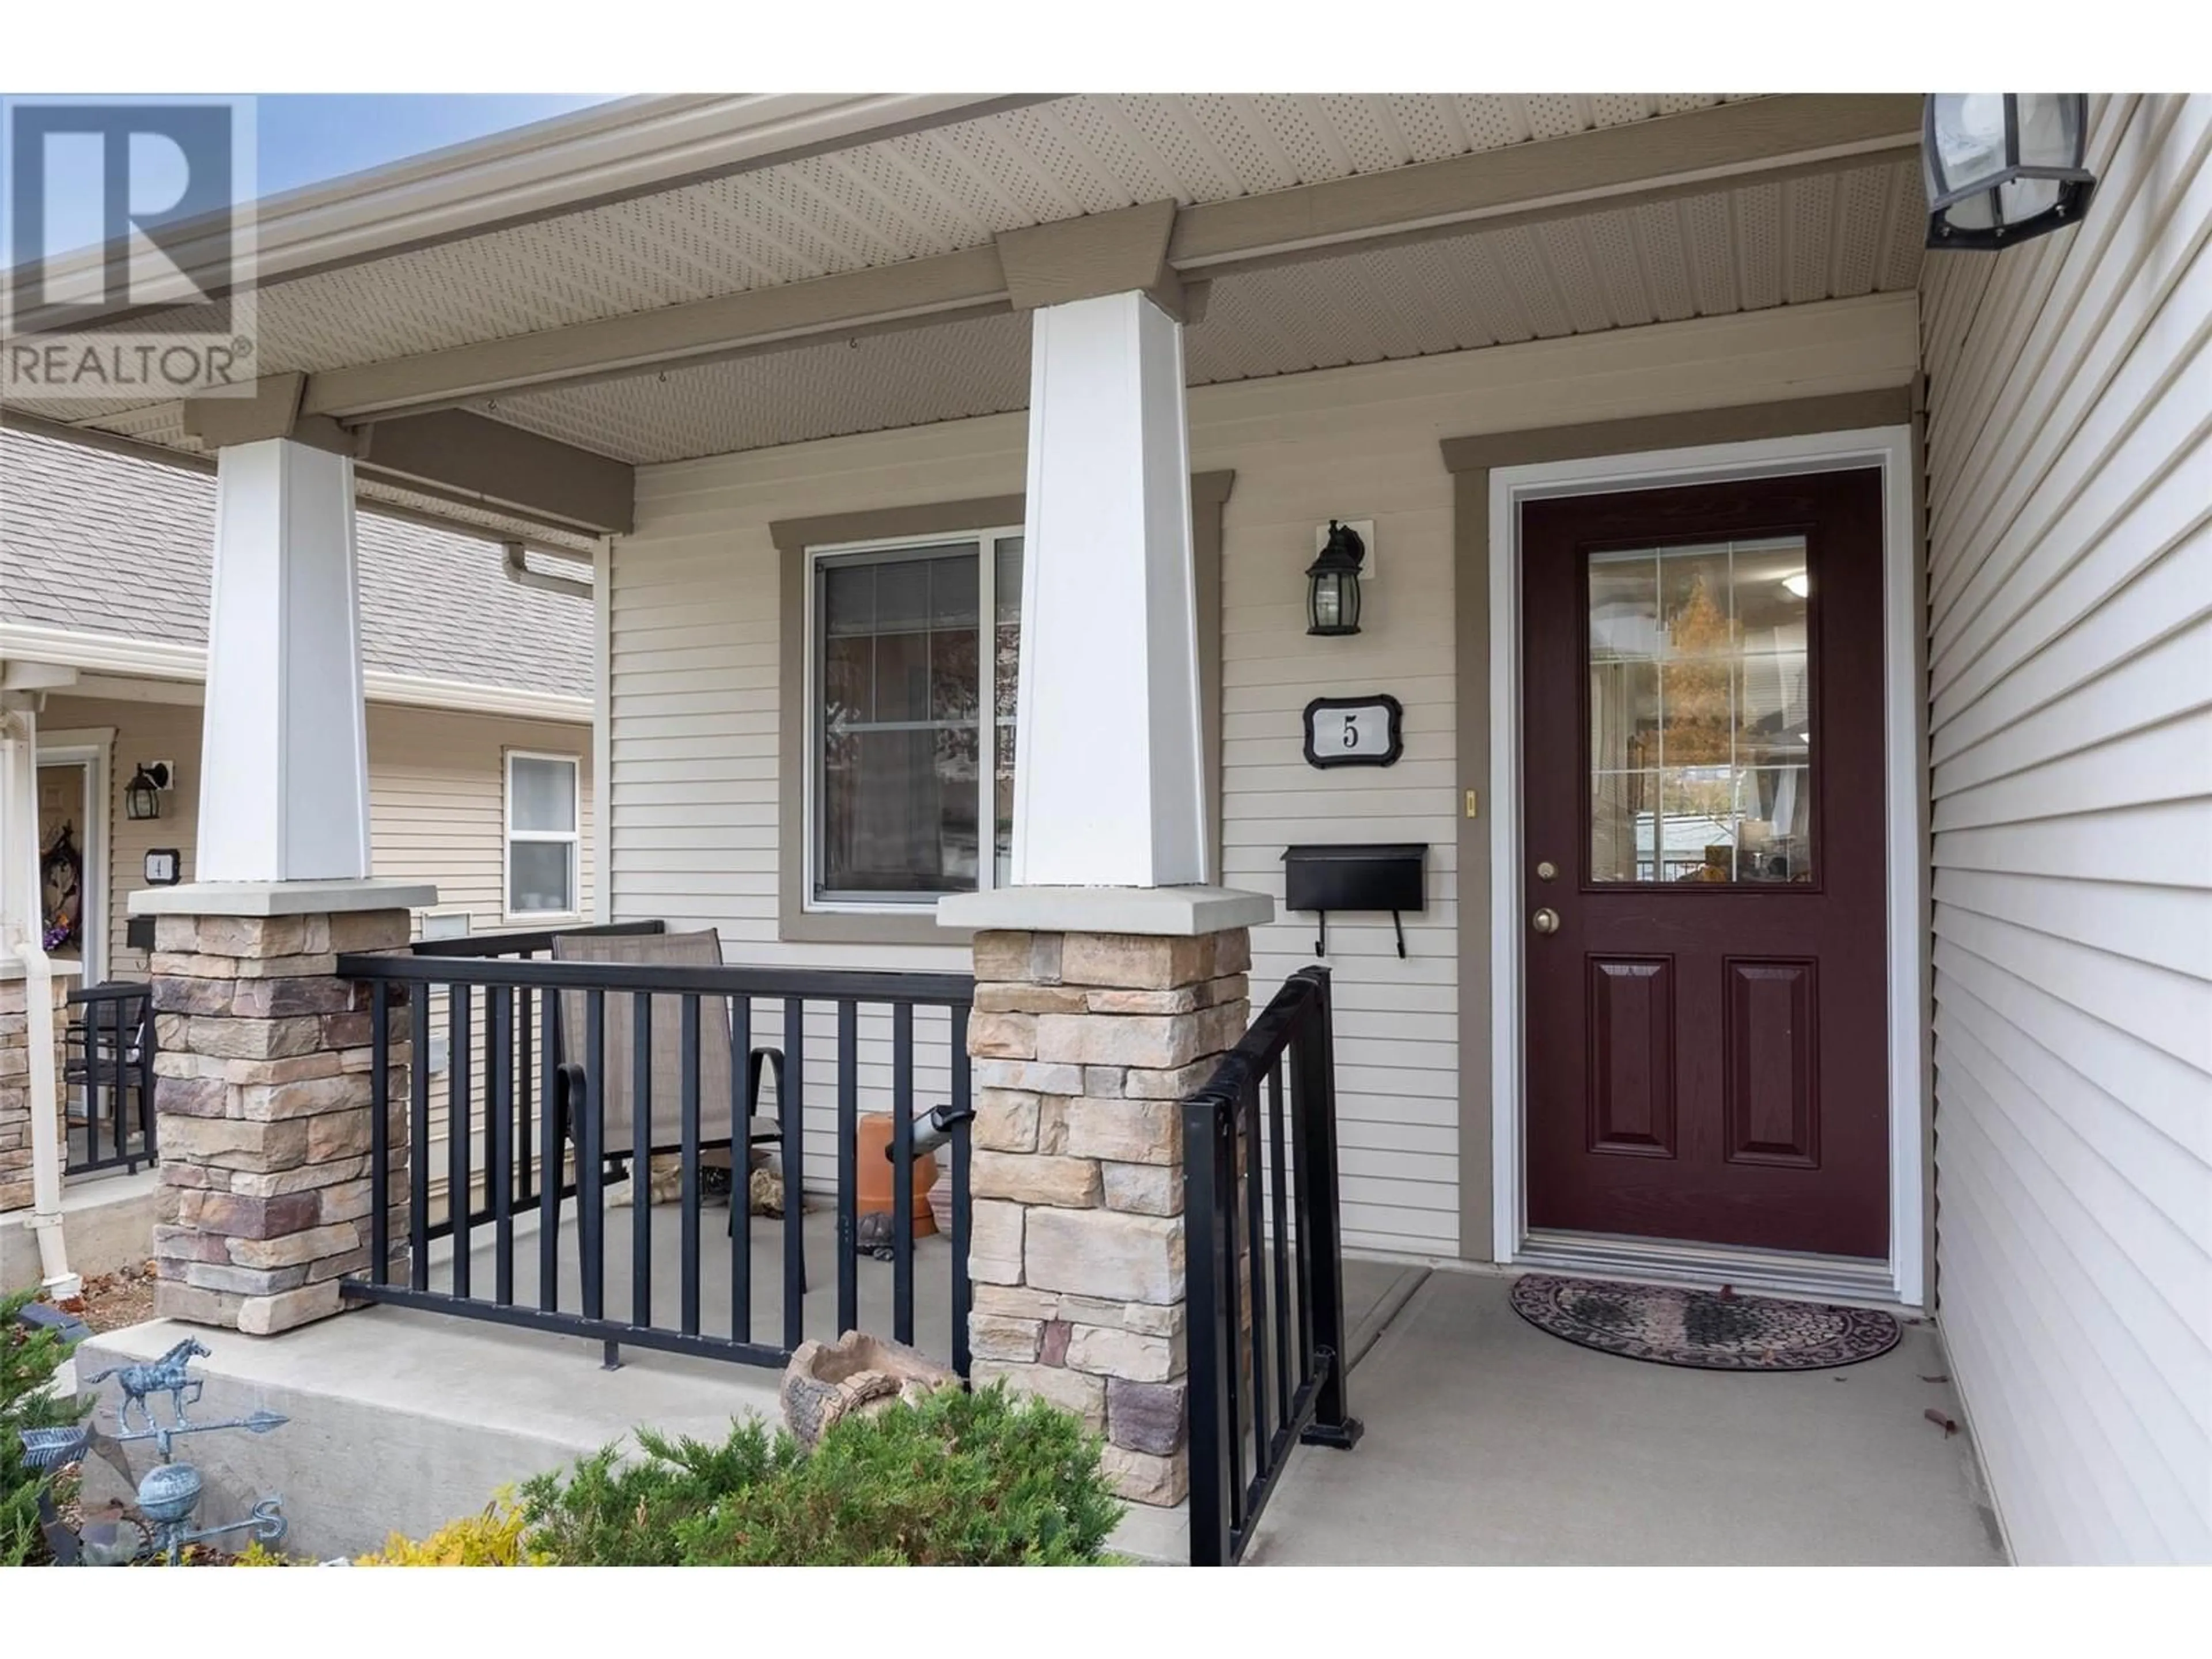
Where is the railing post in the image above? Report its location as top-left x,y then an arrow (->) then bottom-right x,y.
1291,967 -> 1363,1451
1183,1090 -> 1237,1567
137,987 -> 157,1168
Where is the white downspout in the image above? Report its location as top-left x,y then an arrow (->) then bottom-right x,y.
0,700 -> 78,1302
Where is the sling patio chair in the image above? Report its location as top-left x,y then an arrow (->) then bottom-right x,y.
550,927 -> 787,1209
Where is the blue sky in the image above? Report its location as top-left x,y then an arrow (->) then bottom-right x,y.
251,94 -> 614,197
2,94 -> 613,263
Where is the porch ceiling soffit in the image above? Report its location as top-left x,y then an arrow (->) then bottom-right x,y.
8,95 -> 1048,336
40,93 -> 1921,448
465,162 -> 1924,466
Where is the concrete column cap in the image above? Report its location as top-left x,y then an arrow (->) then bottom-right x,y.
127,878 -> 437,918
935,885 -> 1272,938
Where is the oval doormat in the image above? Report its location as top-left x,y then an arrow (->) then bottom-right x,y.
1509,1274 -> 1900,1371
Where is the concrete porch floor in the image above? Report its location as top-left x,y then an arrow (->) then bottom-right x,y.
68,1200 -> 1421,1563
1247,1267 -> 2009,1567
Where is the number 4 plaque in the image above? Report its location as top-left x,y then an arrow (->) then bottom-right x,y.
1302,694 -> 1404,768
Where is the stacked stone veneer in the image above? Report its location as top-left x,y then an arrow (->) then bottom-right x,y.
964,926 -> 1249,1508
1,974 -> 67,1216
149,910 -> 410,1335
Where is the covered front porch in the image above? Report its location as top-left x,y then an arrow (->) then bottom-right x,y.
1,90 -> 2046,1566
1251,1268 -> 2003,1567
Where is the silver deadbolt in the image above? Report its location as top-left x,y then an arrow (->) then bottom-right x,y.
1535,860 -> 1558,882
1531,907 -> 1560,936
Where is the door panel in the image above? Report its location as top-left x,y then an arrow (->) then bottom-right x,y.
1722,957 -> 1818,1167
1586,957 -> 1675,1157
1522,469 -> 1888,1259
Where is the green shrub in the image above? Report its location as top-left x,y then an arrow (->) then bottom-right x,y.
2,1287 -> 89,1567
518,1383 -> 1123,1566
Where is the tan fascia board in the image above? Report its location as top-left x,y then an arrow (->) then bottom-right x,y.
175,372 -> 357,459
996,199 -> 1188,317
355,408 -> 635,536
5,95 -> 1049,335
1168,93 -> 1925,272
281,95 -> 1921,424
0,623 -> 591,724
179,370 -> 308,447
1,408 -> 598,555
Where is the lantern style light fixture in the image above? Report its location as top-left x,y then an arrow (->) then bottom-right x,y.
124,762 -> 170,821
1924,94 -> 2096,250
1306,520 -> 1367,637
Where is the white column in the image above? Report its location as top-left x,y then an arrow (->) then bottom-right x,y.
1010,290 -> 1206,889
196,437 -> 372,883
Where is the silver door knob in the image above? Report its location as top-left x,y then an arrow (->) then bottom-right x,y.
1532,907 -> 1560,935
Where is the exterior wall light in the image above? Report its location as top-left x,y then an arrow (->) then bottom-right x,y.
125,762 -> 171,821
1306,520 -> 1366,637
1925,94 -> 2096,249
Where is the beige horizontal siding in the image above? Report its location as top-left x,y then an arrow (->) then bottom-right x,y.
38,688 -> 594,1208
40,689 -> 594,971
609,292 -> 1921,1257
1919,94 -> 2212,1566
37,696 -> 202,979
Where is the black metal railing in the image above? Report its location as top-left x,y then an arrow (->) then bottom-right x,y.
335,934 -> 975,1375
62,980 -> 156,1176
1183,965 -> 1362,1566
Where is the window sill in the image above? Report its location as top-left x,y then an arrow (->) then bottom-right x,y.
779,904 -> 971,948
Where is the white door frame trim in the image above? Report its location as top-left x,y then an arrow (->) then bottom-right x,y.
35,727 -> 115,987
1486,425 -> 1925,1307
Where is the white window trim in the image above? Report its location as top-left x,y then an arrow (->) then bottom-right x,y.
802,524 -> 1023,915
1487,426 -> 1926,1309
503,748 -> 581,923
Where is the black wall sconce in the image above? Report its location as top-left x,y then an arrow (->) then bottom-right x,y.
1925,94 -> 2096,249
124,762 -> 171,822
1306,520 -> 1366,636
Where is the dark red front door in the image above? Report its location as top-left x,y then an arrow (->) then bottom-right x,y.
1521,469 -> 1888,1260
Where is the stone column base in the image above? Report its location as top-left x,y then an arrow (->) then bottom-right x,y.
958,919 -> 1259,1509
0,970 -> 70,1217
147,908 -> 412,1335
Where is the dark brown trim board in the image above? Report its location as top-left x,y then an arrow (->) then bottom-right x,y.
770,472 -> 1234,947
1442,386 -> 1914,1260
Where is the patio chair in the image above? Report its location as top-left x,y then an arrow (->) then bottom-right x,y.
62,983 -> 154,1164
550,927 -> 785,1177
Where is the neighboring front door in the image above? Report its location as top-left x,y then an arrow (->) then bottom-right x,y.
1521,468 -> 1888,1260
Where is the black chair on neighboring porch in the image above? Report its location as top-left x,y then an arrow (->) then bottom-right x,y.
61,981 -> 156,1175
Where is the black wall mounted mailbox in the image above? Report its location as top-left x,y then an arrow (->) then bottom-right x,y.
1282,842 -> 1427,958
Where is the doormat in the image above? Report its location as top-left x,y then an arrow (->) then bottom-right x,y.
1509,1274 -> 1900,1372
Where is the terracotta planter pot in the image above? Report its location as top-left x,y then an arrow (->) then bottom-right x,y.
927,1166 -> 956,1238
855,1113 -> 938,1237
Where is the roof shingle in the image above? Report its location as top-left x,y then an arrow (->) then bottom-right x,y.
0,428 -> 593,699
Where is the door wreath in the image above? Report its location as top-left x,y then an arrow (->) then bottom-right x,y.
41,821 -> 83,952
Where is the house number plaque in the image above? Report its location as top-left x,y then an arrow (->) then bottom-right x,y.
1302,694 -> 1404,768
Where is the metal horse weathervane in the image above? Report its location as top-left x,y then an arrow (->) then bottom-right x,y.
19,1337 -> 290,1564
77,1338 -> 210,1434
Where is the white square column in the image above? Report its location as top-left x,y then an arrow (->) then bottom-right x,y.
196,437 -> 372,883
1010,290 -> 1206,890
